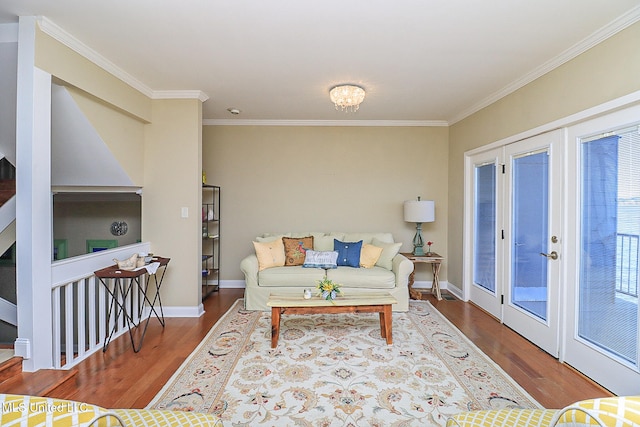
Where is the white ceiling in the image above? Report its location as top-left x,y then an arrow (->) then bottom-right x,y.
1,1 -> 639,124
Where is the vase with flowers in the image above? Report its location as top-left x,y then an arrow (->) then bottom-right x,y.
316,277 -> 342,301
426,241 -> 433,255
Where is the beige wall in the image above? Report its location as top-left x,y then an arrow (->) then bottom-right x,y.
64,86 -> 146,186
203,125 -> 449,283
143,98 -> 203,306
447,21 -> 640,290
34,24 -> 151,123
34,25 -> 204,308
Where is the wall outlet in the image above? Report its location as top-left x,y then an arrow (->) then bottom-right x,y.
181,207 -> 188,218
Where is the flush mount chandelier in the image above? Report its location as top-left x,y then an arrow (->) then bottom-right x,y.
329,84 -> 366,112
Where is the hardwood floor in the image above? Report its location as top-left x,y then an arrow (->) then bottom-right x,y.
2,289 -> 612,410
426,293 -> 613,408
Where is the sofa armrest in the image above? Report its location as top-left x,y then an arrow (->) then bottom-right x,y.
391,253 -> 414,288
550,396 -> 640,427
113,409 -> 223,426
446,408 -> 557,427
240,254 -> 260,289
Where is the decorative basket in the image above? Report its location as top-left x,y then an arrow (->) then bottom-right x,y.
114,253 -> 139,270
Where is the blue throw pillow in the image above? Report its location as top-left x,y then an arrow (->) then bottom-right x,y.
334,239 -> 363,268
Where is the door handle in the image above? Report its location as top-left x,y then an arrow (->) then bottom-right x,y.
539,251 -> 558,260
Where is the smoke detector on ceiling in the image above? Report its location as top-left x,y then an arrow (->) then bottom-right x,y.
227,108 -> 241,115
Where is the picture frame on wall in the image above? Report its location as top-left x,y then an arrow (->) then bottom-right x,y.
86,239 -> 118,253
54,239 -> 68,260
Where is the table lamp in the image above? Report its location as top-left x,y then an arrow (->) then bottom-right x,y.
404,197 -> 435,256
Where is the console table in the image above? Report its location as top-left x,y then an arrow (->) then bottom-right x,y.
94,256 -> 169,352
401,252 -> 444,300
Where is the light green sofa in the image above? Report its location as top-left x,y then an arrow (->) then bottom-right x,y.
240,232 -> 413,311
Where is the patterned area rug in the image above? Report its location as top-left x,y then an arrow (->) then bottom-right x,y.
148,299 -> 540,426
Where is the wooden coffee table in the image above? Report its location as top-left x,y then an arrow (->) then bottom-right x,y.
266,292 -> 398,348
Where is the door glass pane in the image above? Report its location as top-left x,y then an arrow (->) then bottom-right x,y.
580,129 -> 639,365
473,163 -> 496,293
512,151 -> 549,320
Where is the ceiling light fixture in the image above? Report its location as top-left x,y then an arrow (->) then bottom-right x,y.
329,84 -> 366,113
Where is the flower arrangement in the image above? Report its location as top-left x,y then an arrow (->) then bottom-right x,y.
316,277 -> 342,301
427,241 -> 433,255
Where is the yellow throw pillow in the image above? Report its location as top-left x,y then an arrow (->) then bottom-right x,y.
360,244 -> 383,268
253,239 -> 285,271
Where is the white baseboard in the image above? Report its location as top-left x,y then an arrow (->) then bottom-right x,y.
14,337 -> 30,359
161,303 -> 205,318
220,280 -> 246,289
412,280 -> 447,290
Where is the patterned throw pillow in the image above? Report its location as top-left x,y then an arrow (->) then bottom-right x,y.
303,250 -> 339,269
253,239 -> 285,271
360,244 -> 384,268
282,236 -> 314,266
334,239 -> 363,267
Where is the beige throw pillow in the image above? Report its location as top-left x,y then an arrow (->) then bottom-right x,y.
372,238 -> 402,270
253,239 -> 285,271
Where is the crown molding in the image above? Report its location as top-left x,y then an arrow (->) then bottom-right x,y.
37,17 -> 209,102
0,23 -> 18,42
203,119 -> 449,127
449,4 -> 640,125
37,16 -> 154,98
153,90 -> 210,102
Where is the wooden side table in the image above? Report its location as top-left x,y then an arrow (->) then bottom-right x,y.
401,252 -> 444,300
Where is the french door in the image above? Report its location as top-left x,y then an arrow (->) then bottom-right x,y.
468,130 -> 563,357
503,131 -> 563,357
564,106 -> 640,395
469,148 -> 502,319
468,107 -> 640,393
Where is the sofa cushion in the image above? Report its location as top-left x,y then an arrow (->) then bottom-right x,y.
334,239 -> 363,267
360,244 -> 383,268
256,233 -> 290,243
372,238 -> 402,270
327,266 -> 396,289
343,232 -> 394,244
253,239 -> 286,271
283,236 -> 314,266
314,233 -> 345,251
259,266 -> 326,287
303,250 -> 338,269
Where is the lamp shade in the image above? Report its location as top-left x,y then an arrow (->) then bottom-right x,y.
404,200 -> 435,223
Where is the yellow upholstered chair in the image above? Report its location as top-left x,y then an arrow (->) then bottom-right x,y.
0,394 -> 223,427
446,396 -> 640,427
551,396 -> 640,427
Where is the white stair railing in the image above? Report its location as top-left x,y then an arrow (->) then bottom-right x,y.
0,297 -> 16,326
50,242 -> 150,369
0,196 -> 15,235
